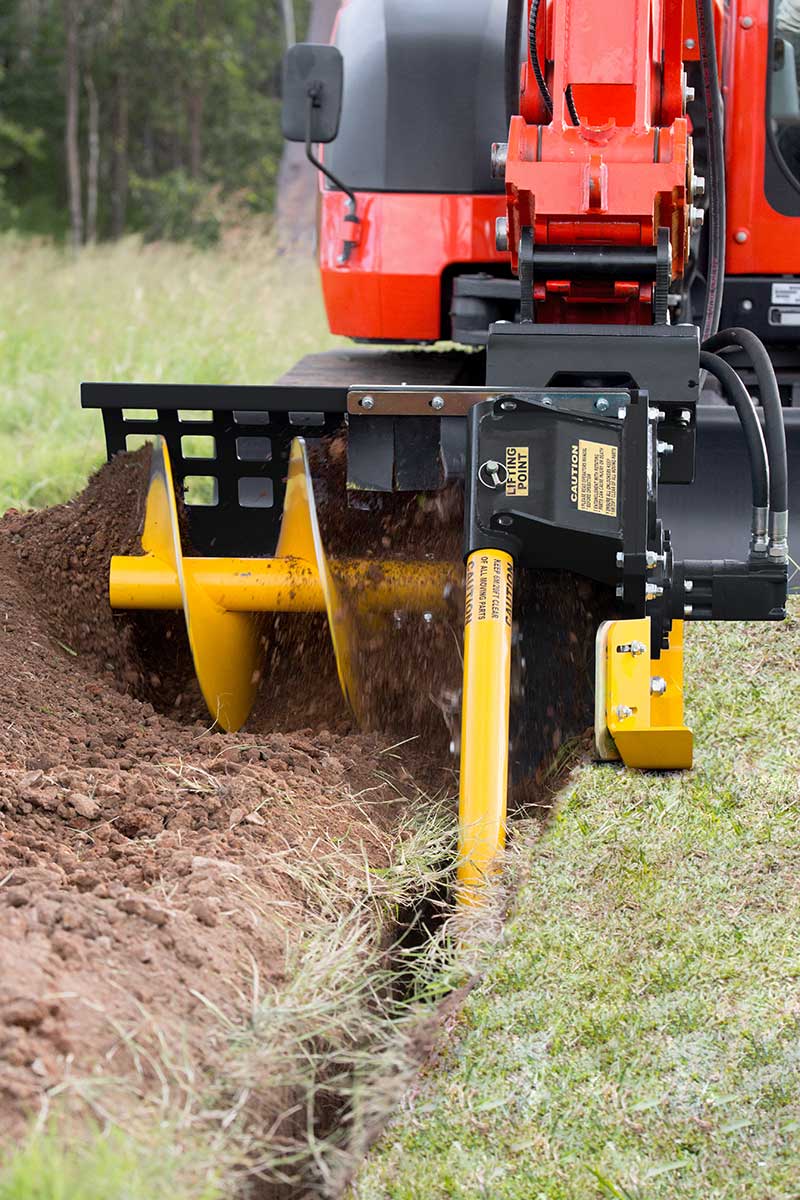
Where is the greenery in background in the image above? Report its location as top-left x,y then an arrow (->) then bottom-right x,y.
356,614 -> 800,1199
0,233 -> 339,510
0,0 -> 311,244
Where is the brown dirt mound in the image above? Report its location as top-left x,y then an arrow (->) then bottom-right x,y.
0,454 -> 446,1151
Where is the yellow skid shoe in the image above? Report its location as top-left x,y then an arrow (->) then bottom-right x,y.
595,617 -> 693,770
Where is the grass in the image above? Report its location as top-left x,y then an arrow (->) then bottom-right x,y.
0,232 -> 340,510
0,1128 -> 223,1200
354,612 -> 800,1199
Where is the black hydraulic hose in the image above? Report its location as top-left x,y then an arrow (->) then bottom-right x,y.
699,352 -> 769,529
528,0 -> 552,117
528,0 -> 580,125
695,0 -> 726,341
703,328 -> 789,556
505,0 -> 525,125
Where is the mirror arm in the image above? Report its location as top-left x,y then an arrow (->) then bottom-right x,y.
305,90 -> 360,265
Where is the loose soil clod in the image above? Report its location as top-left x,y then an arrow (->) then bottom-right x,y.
0,452 -> 446,1156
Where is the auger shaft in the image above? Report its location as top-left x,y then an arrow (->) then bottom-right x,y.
457,549 -> 514,902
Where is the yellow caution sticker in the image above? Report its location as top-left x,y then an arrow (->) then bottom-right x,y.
571,439 -> 618,517
505,446 -> 529,497
465,552 -> 513,627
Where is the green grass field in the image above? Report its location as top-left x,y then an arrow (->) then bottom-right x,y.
1,237 -> 798,1199
356,614 -> 800,1200
0,233 -> 339,510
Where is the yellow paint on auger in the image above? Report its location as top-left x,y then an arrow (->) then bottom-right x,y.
457,549 -> 514,902
111,436 -> 456,733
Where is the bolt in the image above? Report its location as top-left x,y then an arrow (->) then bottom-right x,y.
690,205 -> 705,232
497,514 -> 513,527
616,551 -> 625,567
500,399 -> 517,412
684,579 -> 694,592
685,85 -> 696,103
360,395 -> 375,410
540,396 -> 553,406
615,705 -> 634,720
685,37 -> 696,49
423,611 -> 434,624
657,440 -> 674,455
430,395 -> 445,411
618,640 -> 647,656
678,409 -> 692,426
615,585 -> 625,598
740,298 -> 754,313
740,14 -> 753,28
692,174 -> 706,198
491,142 -> 508,179
734,229 -> 749,244
486,459 -> 501,474
646,550 -> 666,569
496,216 -> 509,252
650,676 -> 668,696
646,583 -> 664,599
684,603 -> 694,618
595,397 -> 610,413
617,407 -> 627,420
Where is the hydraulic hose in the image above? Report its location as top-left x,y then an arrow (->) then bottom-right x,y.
703,327 -> 789,559
695,0 -> 726,341
699,350 -> 770,556
505,0 -> 525,125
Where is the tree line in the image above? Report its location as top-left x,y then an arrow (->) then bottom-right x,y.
0,0 -> 337,247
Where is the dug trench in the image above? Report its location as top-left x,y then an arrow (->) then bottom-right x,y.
0,443 -> 609,1195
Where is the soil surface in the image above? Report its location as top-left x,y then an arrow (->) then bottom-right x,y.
0,451 -> 444,1147
0,442 -> 606,1174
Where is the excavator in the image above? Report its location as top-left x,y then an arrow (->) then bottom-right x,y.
82,0 -> 798,901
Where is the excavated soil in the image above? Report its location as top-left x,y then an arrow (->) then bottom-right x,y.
0,442 -> 608,1175
0,450 -> 449,1150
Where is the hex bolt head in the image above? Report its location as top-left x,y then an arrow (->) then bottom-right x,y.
690,205 -> 705,232
657,440 -> 674,455
616,551 -> 625,567
430,396 -> 445,411
615,705 -> 633,721
650,676 -> 668,696
684,579 -> 694,592
595,397 -> 610,413
496,216 -> 509,252
678,409 -> 692,426
360,395 -> 375,410
685,85 -> 696,103
500,399 -> 517,412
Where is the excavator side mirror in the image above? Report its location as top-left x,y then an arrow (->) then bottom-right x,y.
281,43 -> 344,144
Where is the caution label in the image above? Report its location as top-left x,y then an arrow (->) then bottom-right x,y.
505,446 -> 529,497
465,554 -> 513,628
571,439 -> 618,517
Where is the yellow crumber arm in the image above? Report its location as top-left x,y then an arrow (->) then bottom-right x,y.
457,549 -> 514,903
